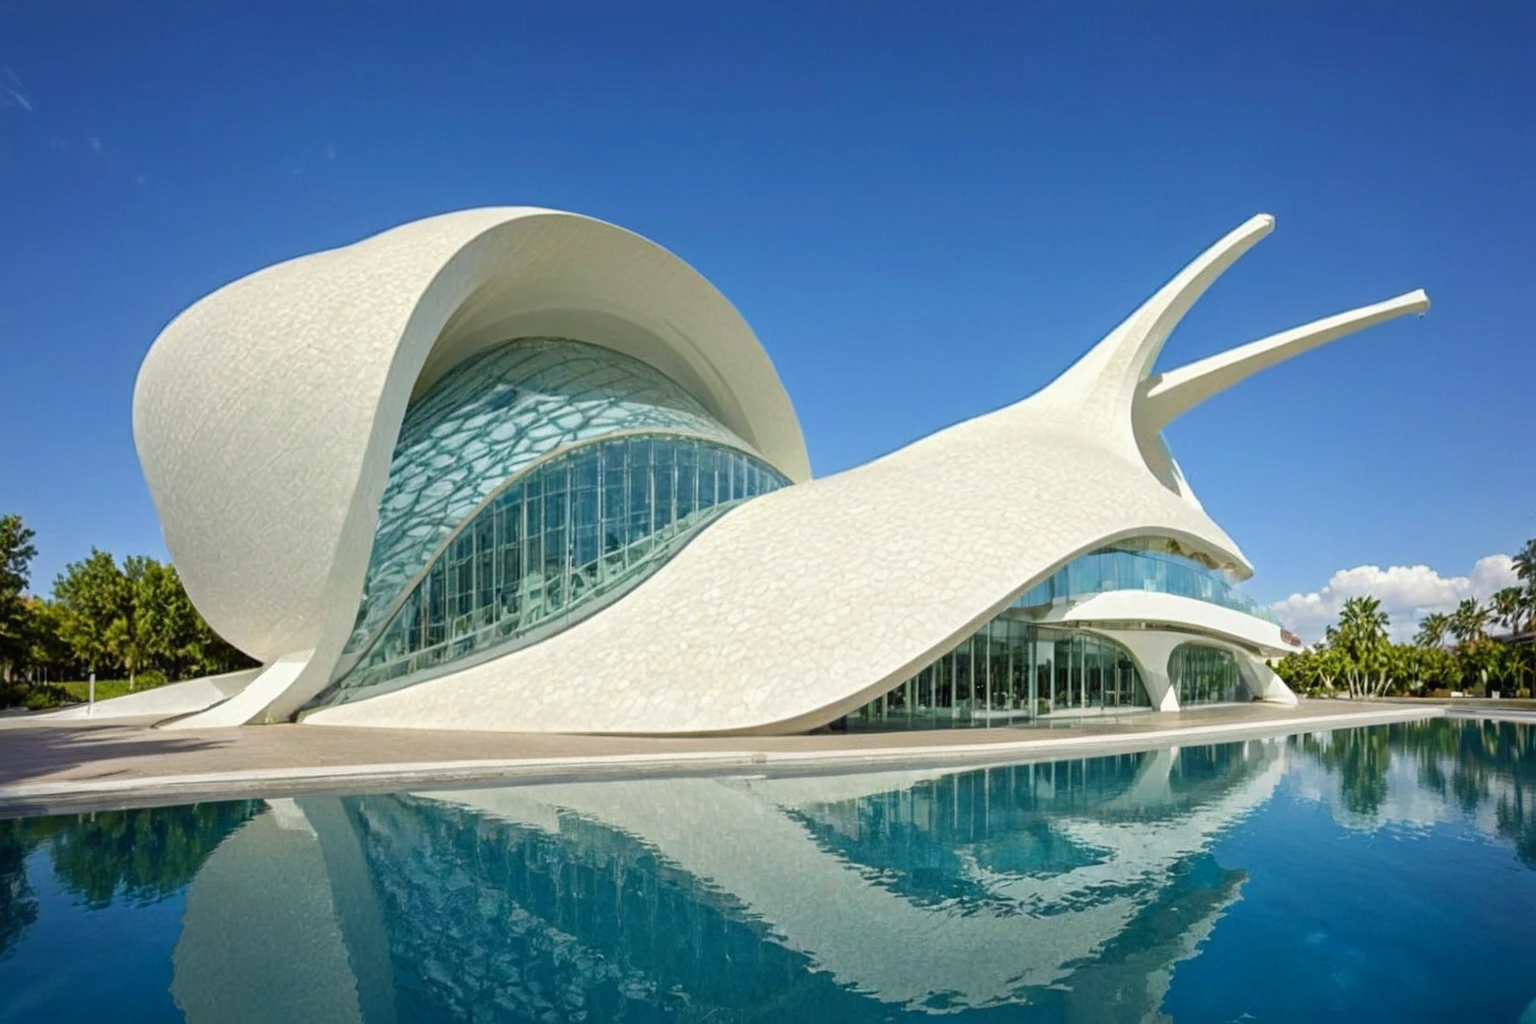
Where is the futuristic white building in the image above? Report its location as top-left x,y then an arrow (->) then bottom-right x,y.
128,207 -> 1428,733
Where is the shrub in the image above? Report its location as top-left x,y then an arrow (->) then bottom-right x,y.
23,686 -> 70,711
1518,688 -> 1532,700
135,669 -> 168,690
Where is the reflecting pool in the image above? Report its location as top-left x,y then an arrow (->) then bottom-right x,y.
3,718 -> 1536,1022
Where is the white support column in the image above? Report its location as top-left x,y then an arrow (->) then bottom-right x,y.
1082,628 -> 1298,711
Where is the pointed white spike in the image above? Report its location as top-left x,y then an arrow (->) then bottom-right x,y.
1138,288 -> 1430,430
1040,215 -> 1275,448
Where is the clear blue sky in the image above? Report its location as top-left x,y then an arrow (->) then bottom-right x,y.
1,2 -> 1531,632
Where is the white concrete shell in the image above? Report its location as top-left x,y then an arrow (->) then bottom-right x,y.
135,208 -> 1426,732
134,209 -> 808,724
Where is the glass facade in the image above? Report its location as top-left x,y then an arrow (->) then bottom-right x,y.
851,617 -> 1150,730
1014,542 -> 1277,623
347,337 -> 760,659
313,434 -> 788,708
1171,643 -> 1248,705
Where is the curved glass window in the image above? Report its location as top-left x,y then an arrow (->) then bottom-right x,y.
346,338 -> 760,659
311,434 -> 788,709
850,616 -> 1150,731
1171,644 -> 1247,705
1013,541 -> 1277,624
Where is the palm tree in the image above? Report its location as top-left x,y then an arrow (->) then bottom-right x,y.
1492,587 -> 1527,638
1339,595 -> 1390,639
1415,612 -> 1452,649
1450,598 -> 1491,648
1334,596 -> 1391,698
1514,538 -> 1536,588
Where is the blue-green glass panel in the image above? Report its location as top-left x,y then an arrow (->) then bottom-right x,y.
1013,545 -> 1277,624
346,337 -> 766,659
310,434 -> 789,710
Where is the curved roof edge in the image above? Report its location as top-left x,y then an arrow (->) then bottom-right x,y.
1046,590 -> 1299,656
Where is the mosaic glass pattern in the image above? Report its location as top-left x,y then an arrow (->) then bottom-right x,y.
314,434 -> 788,708
1171,643 -> 1247,705
1014,542 -> 1278,623
850,619 -> 1150,730
346,338 -> 760,658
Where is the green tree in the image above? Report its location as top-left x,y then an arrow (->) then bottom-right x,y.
104,555 -> 154,689
1415,612 -> 1452,649
19,597 -> 72,683
1514,538 -> 1536,589
1450,598 -> 1491,647
0,513 -> 38,683
142,562 -> 212,680
1328,596 -> 1392,698
1459,637 -> 1511,695
53,549 -> 129,679
1406,643 -> 1460,693
1492,587 -> 1527,637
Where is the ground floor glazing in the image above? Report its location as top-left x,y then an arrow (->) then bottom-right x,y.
849,617 -> 1152,730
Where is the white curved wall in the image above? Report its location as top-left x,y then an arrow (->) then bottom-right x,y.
135,209 -> 809,721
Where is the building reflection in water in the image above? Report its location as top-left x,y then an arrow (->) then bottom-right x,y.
9,721 -> 1531,1021
166,740 -> 1284,1022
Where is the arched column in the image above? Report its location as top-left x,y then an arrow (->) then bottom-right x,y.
1081,629 -> 1298,710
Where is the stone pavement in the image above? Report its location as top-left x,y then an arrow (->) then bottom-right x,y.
0,699 -> 1442,816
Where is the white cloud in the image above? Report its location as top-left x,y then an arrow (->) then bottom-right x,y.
87,135 -> 103,155
1270,553 -> 1518,642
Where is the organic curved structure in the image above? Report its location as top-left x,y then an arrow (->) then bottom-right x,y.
130,207 -> 1428,732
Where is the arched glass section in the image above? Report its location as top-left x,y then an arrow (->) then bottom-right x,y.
1171,644 -> 1247,705
312,434 -> 788,709
346,338 -> 762,659
849,617 -> 1150,731
1013,539 -> 1277,623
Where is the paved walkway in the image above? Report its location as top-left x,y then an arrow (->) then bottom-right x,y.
0,700 -> 1441,816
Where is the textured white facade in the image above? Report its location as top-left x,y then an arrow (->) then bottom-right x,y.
131,207 -> 1427,733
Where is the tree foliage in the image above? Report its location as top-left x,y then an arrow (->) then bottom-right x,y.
0,513 -> 257,708
0,513 -> 38,683
1276,537 -> 1536,700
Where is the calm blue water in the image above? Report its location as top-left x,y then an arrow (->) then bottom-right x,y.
2,718 -> 1535,1022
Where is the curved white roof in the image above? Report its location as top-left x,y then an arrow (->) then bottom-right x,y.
134,208 -> 809,667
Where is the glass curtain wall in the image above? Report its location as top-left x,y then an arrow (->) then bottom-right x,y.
1170,644 -> 1247,705
1014,544 -> 1278,623
851,618 -> 1150,730
346,337 -> 761,659
313,433 -> 787,709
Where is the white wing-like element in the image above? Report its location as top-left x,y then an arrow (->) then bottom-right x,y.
1137,289 -> 1430,431
136,209 -> 1426,732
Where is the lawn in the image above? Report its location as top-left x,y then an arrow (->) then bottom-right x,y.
58,679 -> 138,702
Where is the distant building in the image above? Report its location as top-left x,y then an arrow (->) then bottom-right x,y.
131,209 -> 1427,732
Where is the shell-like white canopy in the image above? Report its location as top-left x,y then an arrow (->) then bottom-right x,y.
135,208 -> 810,671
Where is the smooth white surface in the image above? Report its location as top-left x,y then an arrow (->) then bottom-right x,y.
137,208 -> 1422,733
